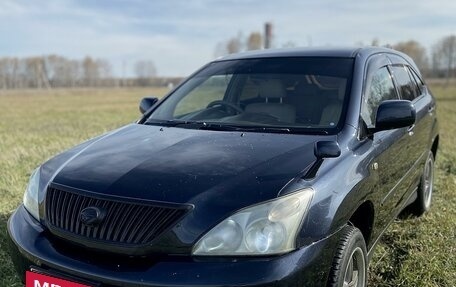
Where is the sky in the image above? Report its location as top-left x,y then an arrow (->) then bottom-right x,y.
1,0 -> 455,77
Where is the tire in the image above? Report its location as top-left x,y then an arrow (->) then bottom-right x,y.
327,225 -> 367,287
411,151 -> 435,216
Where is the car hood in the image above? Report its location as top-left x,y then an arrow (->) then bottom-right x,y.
49,124 -> 327,202
43,124 -> 333,248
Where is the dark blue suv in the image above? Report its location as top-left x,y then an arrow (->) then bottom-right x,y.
8,47 -> 439,287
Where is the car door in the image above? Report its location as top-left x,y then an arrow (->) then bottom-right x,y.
407,66 -> 436,159
388,64 -> 432,208
360,58 -> 412,230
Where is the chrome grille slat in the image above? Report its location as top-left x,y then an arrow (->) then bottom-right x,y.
119,205 -> 144,242
112,204 -> 135,242
129,206 -> 156,244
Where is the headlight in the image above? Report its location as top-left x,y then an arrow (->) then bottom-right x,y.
192,188 -> 314,256
23,167 -> 40,220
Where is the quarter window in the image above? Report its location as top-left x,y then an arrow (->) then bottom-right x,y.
362,67 -> 398,127
391,66 -> 418,101
408,67 -> 424,95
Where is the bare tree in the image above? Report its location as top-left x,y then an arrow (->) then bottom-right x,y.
0,55 -> 119,89
393,40 -> 429,74
97,59 -> 113,86
371,38 -> 380,46
82,56 -> 100,87
46,55 -> 69,87
215,31 -> 263,57
0,58 -> 6,89
227,37 -> 242,54
247,32 -> 262,50
8,57 -> 23,89
24,57 -> 50,89
68,60 -> 81,87
135,60 -> 157,86
432,35 -> 456,81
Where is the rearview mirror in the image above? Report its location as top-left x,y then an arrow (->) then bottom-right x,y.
373,100 -> 416,132
139,97 -> 158,114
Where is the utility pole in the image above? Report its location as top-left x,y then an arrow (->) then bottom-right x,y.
264,22 -> 272,49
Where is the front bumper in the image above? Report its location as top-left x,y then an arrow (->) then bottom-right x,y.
8,205 -> 341,287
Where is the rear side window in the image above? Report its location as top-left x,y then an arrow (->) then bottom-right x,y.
362,67 -> 398,127
391,66 -> 418,101
408,67 -> 425,95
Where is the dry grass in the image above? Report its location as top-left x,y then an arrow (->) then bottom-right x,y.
0,87 -> 168,285
368,84 -> 456,286
0,85 -> 455,286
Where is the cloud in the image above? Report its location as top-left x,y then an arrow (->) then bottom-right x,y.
0,0 -> 455,76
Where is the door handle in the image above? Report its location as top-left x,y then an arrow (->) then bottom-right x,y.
408,124 -> 415,136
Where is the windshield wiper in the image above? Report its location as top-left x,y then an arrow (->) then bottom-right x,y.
145,120 -> 329,135
146,120 -> 217,129
223,126 -> 293,133
201,124 -> 329,135
145,119 -> 192,127
236,126 -> 329,134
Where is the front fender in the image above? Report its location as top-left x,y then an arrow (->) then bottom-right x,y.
292,141 -> 375,248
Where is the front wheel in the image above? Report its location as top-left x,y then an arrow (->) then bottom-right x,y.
327,225 -> 367,287
411,151 -> 435,216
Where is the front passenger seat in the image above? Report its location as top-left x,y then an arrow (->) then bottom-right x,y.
245,80 -> 296,123
319,81 -> 346,127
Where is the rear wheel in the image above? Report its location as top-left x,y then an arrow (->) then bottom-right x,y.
411,151 -> 434,216
327,225 -> 367,287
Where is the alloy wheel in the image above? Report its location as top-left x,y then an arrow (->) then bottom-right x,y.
423,155 -> 434,209
343,247 -> 366,287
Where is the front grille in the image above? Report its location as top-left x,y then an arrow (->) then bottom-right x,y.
45,186 -> 190,247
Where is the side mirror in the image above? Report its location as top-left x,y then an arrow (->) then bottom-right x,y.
373,100 -> 416,132
314,141 -> 341,159
304,141 -> 341,180
139,97 -> 158,114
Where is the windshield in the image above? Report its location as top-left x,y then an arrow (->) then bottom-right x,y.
147,57 -> 354,134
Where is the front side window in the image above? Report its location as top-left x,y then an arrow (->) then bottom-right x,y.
147,58 -> 354,134
362,67 -> 398,127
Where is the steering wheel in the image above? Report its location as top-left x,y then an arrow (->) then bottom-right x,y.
207,100 -> 243,114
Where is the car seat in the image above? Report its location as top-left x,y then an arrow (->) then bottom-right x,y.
245,79 -> 296,123
319,80 -> 346,127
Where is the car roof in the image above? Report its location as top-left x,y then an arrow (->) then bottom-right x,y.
215,46 -> 399,61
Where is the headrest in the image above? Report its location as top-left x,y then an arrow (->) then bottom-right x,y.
309,75 -> 346,101
259,79 -> 286,98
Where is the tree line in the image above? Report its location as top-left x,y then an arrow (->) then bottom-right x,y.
0,56 -> 162,89
392,35 -> 456,79
216,32 -> 456,80
1,34 -> 456,90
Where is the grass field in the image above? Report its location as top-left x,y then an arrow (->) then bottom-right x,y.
0,86 -> 455,286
